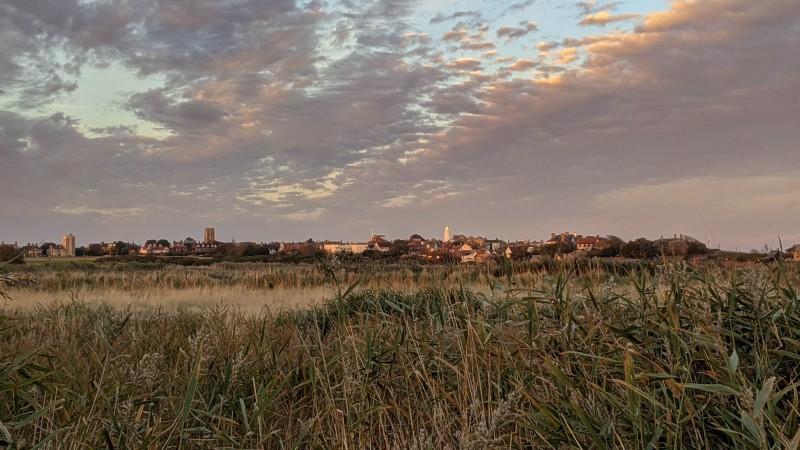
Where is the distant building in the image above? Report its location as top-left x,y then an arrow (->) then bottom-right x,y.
25,245 -> 43,258
62,233 -> 76,257
444,226 -> 451,243
139,241 -> 169,256
170,241 -> 189,254
323,242 -> 370,255
204,227 -> 216,244
193,242 -> 218,254
791,245 -> 800,261
48,244 -> 69,257
655,234 -> 697,257
483,239 -> 505,252
576,236 -> 600,252
547,232 -> 581,247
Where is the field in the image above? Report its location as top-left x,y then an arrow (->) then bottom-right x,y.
1,258 -> 799,448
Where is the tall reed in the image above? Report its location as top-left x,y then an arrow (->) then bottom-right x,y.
1,261 -> 798,448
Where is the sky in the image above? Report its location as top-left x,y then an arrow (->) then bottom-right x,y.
1,0 -> 799,251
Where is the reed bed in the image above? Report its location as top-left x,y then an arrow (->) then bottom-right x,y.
1,261 -> 799,448
11,262 -> 471,292
5,285 -> 335,314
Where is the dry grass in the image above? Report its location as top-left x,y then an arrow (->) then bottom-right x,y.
4,285 -> 335,314
1,259 -> 799,448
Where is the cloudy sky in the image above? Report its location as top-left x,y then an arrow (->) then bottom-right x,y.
1,0 -> 798,250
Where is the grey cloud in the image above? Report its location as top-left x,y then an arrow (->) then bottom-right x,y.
1,0 -> 315,92
461,41 -> 496,51
579,12 -> 638,26
88,124 -> 138,136
430,10 -> 481,25
426,91 -> 482,116
3,0 -> 799,248
497,22 -> 538,40
507,0 -> 536,13
442,29 -> 469,41
15,72 -> 79,109
176,100 -> 227,124
428,0 -> 800,202
506,59 -> 537,71
445,58 -> 482,71
575,1 -> 621,17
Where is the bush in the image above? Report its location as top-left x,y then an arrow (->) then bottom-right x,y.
0,244 -> 24,264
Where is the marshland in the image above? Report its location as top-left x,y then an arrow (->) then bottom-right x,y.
1,257 -> 799,448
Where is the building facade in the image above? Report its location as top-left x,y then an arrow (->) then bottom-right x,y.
61,233 -> 76,257
204,227 -> 216,244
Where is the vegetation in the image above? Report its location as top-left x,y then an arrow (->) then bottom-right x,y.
1,250 -> 35,301
1,259 -> 799,448
0,245 -> 25,265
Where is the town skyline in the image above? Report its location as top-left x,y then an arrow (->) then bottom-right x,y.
1,0 -> 798,252
1,224 -> 792,254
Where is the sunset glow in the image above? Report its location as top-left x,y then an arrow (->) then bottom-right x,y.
1,0 -> 798,250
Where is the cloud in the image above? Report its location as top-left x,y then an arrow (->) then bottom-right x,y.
430,10 -> 482,25
589,175 -> 800,249
496,22 -> 538,40
579,11 -> 639,26
506,59 -> 538,71
1,0 -> 799,247
445,58 -> 482,71
127,91 -> 228,132
398,0 -> 800,241
53,206 -> 146,218
556,47 -> 579,64
461,41 -> 496,51
442,29 -> 470,41
575,1 -> 621,17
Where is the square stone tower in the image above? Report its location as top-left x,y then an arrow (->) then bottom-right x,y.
203,227 -> 216,244
62,233 -> 76,257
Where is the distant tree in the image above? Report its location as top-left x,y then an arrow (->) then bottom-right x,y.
114,241 -> 128,256
527,244 -> 546,256
215,242 -> 235,255
508,246 -> 527,260
391,240 -> 410,255
39,242 -> 56,252
589,236 -> 624,258
621,238 -> 659,259
0,245 -> 24,264
228,243 -> 266,257
621,240 -> 638,258
362,249 -> 380,259
157,239 -> 171,248
604,236 -> 624,256
298,244 -> 325,259
686,241 -> 709,256
541,241 -> 576,257
75,246 -> 86,257
86,244 -> 104,257
184,237 -> 197,245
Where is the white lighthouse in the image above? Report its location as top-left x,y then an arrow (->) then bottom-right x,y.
444,226 -> 451,242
